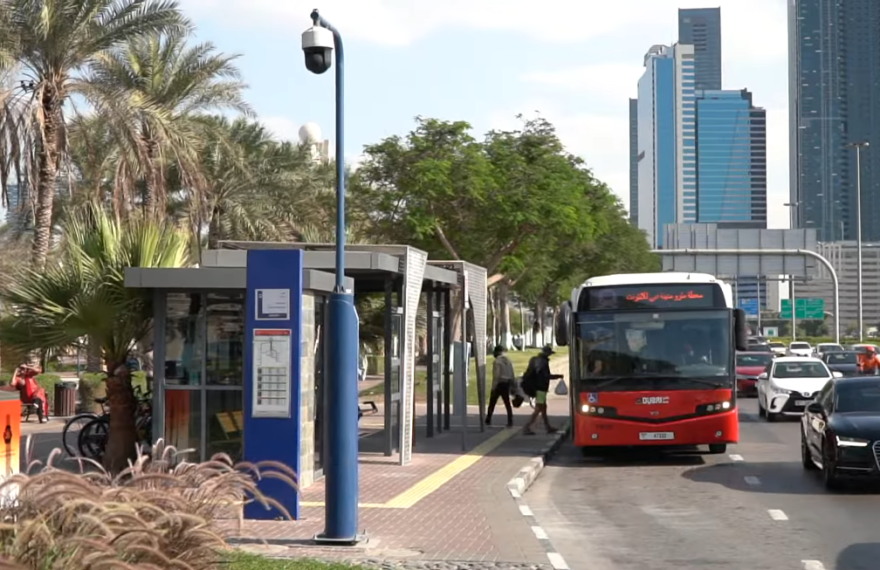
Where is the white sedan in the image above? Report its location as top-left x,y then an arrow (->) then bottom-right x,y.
787,341 -> 813,357
757,357 -> 842,421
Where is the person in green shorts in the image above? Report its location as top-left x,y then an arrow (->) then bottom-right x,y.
524,345 -> 563,435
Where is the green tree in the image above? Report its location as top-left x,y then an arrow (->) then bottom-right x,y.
0,203 -> 190,472
83,29 -> 249,217
350,115 -> 597,285
0,0 -> 190,268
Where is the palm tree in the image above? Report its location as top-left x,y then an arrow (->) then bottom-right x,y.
83,29 -> 249,218
1,0 -> 191,269
0,202 -> 190,472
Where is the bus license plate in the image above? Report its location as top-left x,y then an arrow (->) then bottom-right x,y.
639,432 -> 674,441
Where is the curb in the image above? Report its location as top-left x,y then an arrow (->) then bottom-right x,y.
505,420 -> 570,499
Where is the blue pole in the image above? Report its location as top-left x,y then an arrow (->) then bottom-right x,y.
310,10 -> 359,544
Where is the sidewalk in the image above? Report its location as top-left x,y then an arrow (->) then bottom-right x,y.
228,375 -> 571,565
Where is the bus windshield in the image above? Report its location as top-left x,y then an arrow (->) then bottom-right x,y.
575,310 -> 731,391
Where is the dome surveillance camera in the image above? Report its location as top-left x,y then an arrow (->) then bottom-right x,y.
302,25 -> 334,75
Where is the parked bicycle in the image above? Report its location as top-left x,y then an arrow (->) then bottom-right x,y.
62,387 -> 152,460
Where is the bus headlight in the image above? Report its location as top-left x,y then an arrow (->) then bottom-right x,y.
579,404 -> 617,416
697,401 -> 732,413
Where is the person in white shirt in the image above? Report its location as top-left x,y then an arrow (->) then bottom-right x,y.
486,344 -> 515,427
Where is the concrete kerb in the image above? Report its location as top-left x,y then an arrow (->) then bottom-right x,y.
505,420 -> 570,499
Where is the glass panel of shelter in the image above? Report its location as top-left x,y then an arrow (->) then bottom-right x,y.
386,309 -> 403,454
162,291 -> 244,463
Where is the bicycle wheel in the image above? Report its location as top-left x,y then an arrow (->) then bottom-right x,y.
78,417 -> 110,460
62,413 -> 98,457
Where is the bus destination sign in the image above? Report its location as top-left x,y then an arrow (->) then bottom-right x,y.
586,284 -> 719,310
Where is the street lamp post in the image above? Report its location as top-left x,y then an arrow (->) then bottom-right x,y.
848,142 -> 869,342
784,201 -> 801,339
302,10 -> 361,544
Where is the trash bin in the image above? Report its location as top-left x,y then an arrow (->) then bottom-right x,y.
54,382 -> 77,417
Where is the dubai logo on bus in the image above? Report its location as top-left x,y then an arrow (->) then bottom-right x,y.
625,290 -> 705,304
636,396 -> 669,405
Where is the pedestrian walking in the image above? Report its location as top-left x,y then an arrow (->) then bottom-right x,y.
522,345 -> 563,435
486,344 -> 515,427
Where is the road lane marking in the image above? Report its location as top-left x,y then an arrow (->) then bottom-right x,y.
509,488 -> 521,498
519,505 -> 534,516
729,454 -> 744,462
802,561 -> 825,570
384,427 -> 519,508
532,526 -> 549,540
744,476 -> 761,486
768,509 -> 788,521
547,552 -> 570,570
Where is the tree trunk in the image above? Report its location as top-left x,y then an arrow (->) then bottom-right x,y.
498,281 -> 513,350
142,134 -> 162,218
31,94 -> 61,270
103,362 -> 139,473
536,298 -> 547,347
86,338 -> 102,372
488,288 -> 496,344
207,206 -> 222,249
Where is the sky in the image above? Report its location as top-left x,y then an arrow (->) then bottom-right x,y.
2,0 -> 792,228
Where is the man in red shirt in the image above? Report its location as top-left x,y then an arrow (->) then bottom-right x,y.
858,347 -> 880,375
11,364 -> 48,423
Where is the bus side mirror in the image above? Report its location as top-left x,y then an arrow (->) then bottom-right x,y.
555,301 -> 572,347
734,308 -> 748,351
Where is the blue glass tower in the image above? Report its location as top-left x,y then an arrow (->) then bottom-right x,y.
789,0 -> 880,241
694,89 -> 767,227
678,8 -> 722,91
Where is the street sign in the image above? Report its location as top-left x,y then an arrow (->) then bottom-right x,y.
763,326 -> 779,337
738,298 -> 759,317
781,298 -> 825,320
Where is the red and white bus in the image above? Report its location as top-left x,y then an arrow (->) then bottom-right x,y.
555,272 -> 748,454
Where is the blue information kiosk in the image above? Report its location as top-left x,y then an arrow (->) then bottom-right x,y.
243,249 -> 303,520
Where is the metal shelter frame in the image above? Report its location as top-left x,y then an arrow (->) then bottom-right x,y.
212,242 -> 488,465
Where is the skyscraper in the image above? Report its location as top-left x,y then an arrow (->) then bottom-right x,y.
629,98 -> 638,225
788,0 -> 880,241
694,89 -> 767,228
635,43 -> 696,247
678,8 -> 722,90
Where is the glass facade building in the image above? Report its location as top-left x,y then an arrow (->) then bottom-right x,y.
679,8 -> 722,91
636,43 -> 695,248
694,89 -> 767,227
629,98 -> 638,226
788,0 -> 880,241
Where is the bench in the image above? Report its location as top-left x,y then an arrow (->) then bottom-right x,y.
21,403 -> 39,422
358,400 -> 378,420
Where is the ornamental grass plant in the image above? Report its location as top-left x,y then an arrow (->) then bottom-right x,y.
0,438 -> 297,569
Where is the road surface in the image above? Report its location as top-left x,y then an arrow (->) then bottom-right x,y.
526,398 -> 879,570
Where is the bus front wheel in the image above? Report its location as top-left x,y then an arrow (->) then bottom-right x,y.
708,444 -> 727,454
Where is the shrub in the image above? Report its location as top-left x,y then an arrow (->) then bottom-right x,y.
78,373 -> 107,414
0,439 -> 297,569
35,374 -> 61,408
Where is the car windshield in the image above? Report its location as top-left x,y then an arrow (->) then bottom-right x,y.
773,362 -> 829,379
737,354 -> 773,366
790,343 -> 811,349
769,342 -> 785,348
576,310 -> 731,391
836,384 -> 880,413
826,352 -> 858,364
748,344 -> 772,352
818,344 -> 843,352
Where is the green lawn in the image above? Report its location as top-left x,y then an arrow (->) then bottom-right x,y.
225,552 -> 368,570
358,348 -> 542,405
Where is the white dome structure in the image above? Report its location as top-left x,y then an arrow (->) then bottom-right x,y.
298,122 -> 322,145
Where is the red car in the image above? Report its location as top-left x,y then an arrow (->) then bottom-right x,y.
736,352 -> 775,396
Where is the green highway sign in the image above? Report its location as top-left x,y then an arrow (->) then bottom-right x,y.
781,298 -> 826,320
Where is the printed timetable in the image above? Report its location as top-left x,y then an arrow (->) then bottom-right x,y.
252,329 -> 292,418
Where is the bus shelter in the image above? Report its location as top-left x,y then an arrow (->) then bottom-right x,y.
211,243 -> 487,466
